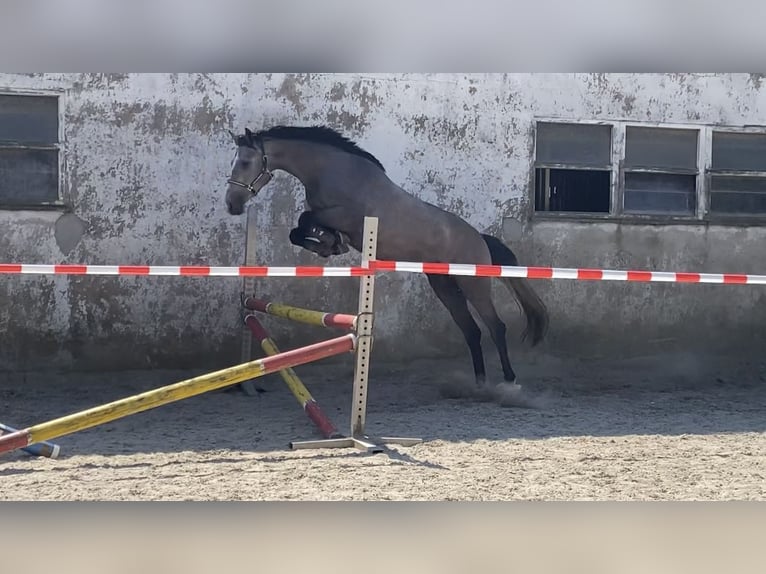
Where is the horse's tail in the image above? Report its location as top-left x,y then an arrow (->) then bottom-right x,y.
481,233 -> 549,346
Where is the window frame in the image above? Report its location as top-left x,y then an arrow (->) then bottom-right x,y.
0,87 -> 67,211
621,124 -> 701,218
532,119 -> 616,218
529,117 -> 766,226
705,126 -> 766,222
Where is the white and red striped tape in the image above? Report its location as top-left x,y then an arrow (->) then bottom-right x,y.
372,261 -> 766,284
1,261 -> 765,284
0,263 -> 371,277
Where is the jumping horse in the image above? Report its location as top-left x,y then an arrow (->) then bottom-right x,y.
224,125 -> 548,390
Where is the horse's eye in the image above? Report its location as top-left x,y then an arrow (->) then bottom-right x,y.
239,160 -> 251,169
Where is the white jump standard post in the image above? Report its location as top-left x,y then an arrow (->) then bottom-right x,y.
289,216 -> 423,453
238,205 -> 260,396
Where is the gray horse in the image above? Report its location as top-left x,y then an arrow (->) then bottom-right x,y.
225,125 -> 548,390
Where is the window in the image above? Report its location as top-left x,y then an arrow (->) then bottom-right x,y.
534,122 -> 612,213
532,118 -> 766,222
623,126 -> 698,216
708,131 -> 766,216
0,92 -> 61,208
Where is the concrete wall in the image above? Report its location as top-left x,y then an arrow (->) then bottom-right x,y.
1,73 -> 765,374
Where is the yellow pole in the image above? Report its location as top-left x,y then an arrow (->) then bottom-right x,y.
244,297 -> 356,330
260,337 -> 313,405
27,362 -> 268,445
263,302 -> 328,327
0,333 -> 355,453
244,313 -> 340,438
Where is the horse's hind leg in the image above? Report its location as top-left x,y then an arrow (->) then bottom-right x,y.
426,274 -> 488,387
455,276 -> 517,385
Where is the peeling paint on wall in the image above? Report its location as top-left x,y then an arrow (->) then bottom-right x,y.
1,73 -> 766,374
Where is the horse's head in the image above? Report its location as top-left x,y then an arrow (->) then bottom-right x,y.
224,127 -> 273,215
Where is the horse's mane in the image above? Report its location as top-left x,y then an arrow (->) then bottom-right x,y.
242,125 -> 386,172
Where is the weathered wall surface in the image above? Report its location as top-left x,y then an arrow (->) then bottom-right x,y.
1,73 -> 765,374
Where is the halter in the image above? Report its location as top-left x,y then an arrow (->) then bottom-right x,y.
226,141 -> 273,195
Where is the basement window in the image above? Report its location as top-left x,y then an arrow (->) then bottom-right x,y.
708,131 -> 766,216
534,121 -> 612,214
0,93 -> 61,208
623,126 -> 698,216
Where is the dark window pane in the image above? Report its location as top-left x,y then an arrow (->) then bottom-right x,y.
0,94 -> 59,144
711,131 -> 766,171
710,192 -> 766,214
623,172 -> 696,215
709,174 -> 766,215
711,174 -> 766,194
625,126 -> 698,171
535,122 -> 612,168
0,148 -> 59,205
534,168 -> 610,213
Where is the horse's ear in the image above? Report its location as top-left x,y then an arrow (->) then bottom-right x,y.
245,127 -> 253,139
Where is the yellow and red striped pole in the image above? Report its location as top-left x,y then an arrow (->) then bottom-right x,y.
0,334 -> 356,457
243,297 -> 356,331
0,422 -> 60,458
243,314 -> 341,439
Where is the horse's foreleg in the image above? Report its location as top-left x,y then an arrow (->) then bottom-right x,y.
289,210 -> 348,257
290,211 -> 348,257
303,206 -> 362,253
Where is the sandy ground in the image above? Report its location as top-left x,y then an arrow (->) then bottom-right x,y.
1,351 -> 764,500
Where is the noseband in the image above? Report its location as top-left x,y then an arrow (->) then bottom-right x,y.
227,144 -> 273,195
